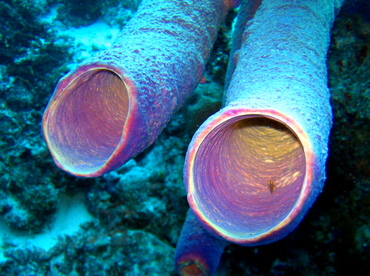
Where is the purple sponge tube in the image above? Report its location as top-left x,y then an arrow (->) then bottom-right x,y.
42,0 -> 236,177
175,209 -> 227,276
185,0 -> 344,246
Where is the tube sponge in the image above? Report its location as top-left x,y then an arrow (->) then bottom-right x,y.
42,0 -> 233,177
185,0 -> 344,246
175,209 -> 227,276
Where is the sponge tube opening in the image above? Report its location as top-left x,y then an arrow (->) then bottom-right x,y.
44,69 -> 129,175
191,115 -> 306,241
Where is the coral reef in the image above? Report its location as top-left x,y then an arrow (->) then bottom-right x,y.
1,221 -> 175,276
55,0 -> 141,28
0,0 -> 369,275
0,0 -> 72,233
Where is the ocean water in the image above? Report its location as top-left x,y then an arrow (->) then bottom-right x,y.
0,0 -> 369,275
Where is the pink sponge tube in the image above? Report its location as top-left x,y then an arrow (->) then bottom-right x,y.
185,0 -> 344,246
175,209 -> 227,276
42,0 -> 236,177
